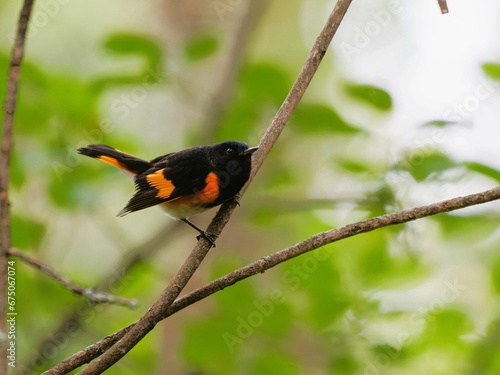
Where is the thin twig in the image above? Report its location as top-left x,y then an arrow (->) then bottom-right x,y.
45,185 -> 500,374
0,0 -> 36,373
438,0 -> 449,14
7,248 -> 137,308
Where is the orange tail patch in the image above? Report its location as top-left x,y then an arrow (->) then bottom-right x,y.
97,155 -> 128,170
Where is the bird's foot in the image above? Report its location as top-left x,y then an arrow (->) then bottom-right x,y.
196,231 -> 218,248
230,196 -> 240,206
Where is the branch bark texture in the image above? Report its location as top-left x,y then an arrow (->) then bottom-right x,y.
0,1 -> 35,373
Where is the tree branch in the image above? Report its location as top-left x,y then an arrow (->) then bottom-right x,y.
45,185 -> 500,374
43,0 -> 354,373
7,248 -> 137,308
437,0 -> 449,14
0,0 -> 35,373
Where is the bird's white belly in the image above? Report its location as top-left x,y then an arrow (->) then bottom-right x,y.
159,201 -> 211,220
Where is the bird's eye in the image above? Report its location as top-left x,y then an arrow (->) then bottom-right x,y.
225,147 -> 235,155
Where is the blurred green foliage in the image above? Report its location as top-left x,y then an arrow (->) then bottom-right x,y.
482,62 -> 500,81
2,8 -> 500,375
184,34 -> 219,62
345,83 -> 392,111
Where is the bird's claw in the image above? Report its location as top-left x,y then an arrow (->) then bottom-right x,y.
230,196 -> 240,206
196,231 -> 218,247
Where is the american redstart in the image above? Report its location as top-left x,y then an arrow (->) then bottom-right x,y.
77,141 -> 258,246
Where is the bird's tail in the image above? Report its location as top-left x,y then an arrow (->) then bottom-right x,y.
77,144 -> 151,176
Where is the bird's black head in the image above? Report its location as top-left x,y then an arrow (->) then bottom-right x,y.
210,141 -> 257,165
208,141 -> 258,203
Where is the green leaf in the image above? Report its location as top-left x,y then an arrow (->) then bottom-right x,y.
215,63 -> 290,140
103,33 -> 163,65
215,101 -> 260,141
292,103 -> 361,134
345,83 -> 392,111
464,161 -> 500,183
482,62 -> 500,81
364,183 -> 396,216
91,33 -> 165,93
422,120 -> 456,127
420,310 -> 472,347
492,260 -> 500,294
185,34 -> 219,61
338,159 -> 373,174
396,151 -> 456,182
240,62 -> 290,105
11,215 -> 46,250
434,214 -> 499,243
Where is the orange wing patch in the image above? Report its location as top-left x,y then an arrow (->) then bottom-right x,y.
194,172 -> 220,204
146,169 -> 176,199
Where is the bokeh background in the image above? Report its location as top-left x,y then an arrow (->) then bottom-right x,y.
1,0 -> 500,373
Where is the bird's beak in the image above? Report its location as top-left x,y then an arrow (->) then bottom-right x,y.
239,146 -> 259,156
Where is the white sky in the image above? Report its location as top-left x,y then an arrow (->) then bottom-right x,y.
324,0 -> 500,167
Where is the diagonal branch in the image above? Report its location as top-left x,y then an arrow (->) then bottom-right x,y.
7,248 -> 137,308
0,1 -> 36,373
45,185 -> 500,374
45,0 -> 354,373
